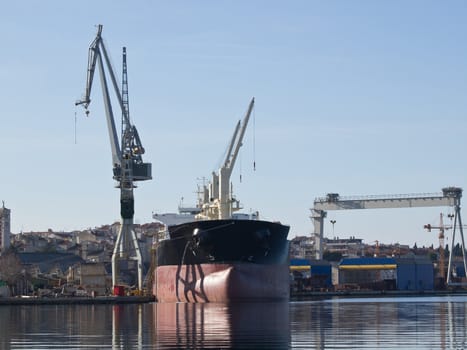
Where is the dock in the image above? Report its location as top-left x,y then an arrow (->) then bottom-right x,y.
290,289 -> 467,300
0,295 -> 155,306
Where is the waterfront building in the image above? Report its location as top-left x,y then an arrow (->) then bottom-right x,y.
290,235 -> 365,260
396,256 -> 434,291
289,236 -> 314,259
67,262 -> 109,296
0,202 -> 10,252
335,256 -> 435,291
290,258 -> 333,291
324,236 -> 364,257
336,257 -> 397,290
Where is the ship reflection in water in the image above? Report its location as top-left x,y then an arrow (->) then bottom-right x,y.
153,302 -> 290,349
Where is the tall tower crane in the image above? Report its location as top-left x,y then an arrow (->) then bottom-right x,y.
198,98 -> 255,220
424,213 -> 448,281
76,25 -> 152,292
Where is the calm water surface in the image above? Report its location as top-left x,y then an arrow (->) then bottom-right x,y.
1,295 -> 467,349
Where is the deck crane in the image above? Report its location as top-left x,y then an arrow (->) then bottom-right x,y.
199,98 -> 255,220
75,25 -> 152,292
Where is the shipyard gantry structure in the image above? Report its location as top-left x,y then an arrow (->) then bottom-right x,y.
311,187 -> 466,285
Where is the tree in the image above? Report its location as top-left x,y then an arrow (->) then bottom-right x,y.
0,251 -> 22,296
323,251 -> 342,262
454,243 -> 464,257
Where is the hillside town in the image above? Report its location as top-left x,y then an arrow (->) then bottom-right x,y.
0,202 -> 163,297
1,203 -> 466,298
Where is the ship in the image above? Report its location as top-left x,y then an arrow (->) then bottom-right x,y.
152,98 -> 290,302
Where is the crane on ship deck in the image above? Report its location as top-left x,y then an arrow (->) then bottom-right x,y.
198,98 -> 255,220
75,25 -> 152,292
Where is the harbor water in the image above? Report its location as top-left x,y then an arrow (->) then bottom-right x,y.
1,295 -> 467,349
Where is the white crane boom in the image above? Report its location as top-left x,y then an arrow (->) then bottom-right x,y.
198,98 -> 255,220
76,25 -> 121,168
226,98 -> 255,174
218,97 -> 255,219
223,120 -> 241,169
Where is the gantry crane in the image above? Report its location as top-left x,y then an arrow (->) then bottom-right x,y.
76,25 -> 152,292
197,98 -> 255,220
311,187 -> 462,261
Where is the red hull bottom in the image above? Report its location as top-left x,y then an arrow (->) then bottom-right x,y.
154,263 -> 290,303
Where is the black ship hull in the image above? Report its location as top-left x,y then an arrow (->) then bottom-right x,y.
153,219 -> 290,302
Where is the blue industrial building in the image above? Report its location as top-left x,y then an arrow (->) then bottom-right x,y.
290,258 -> 332,291
291,256 -> 435,292
395,257 -> 434,291
337,257 -> 397,290
337,256 -> 434,291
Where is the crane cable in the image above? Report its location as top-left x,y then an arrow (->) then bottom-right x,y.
253,104 -> 256,171
239,102 -> 256,182
239,150 -> 242,183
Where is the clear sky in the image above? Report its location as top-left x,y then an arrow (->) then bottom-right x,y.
1,1 -> 467,248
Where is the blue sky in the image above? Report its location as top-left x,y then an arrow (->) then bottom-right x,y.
1,1 -> 467,247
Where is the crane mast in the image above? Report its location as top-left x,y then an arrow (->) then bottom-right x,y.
424,213 -> 447,282
76,25 -> 152,292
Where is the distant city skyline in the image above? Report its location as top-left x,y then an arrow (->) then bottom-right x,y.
1,1 -> 467,247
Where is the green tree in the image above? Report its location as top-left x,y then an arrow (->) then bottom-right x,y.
323,251 -> 342,262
